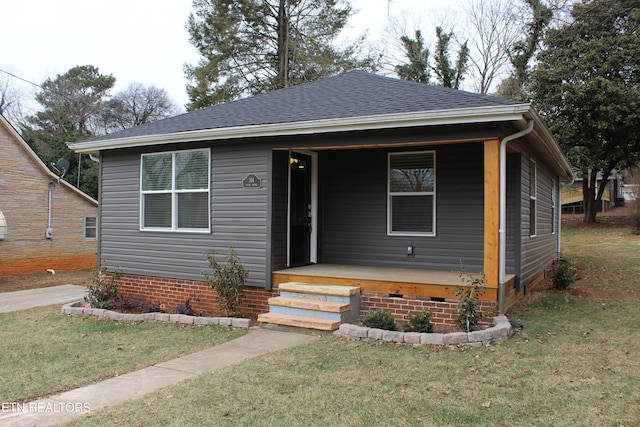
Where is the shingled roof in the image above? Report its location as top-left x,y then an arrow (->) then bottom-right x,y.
88,70 -> 521,143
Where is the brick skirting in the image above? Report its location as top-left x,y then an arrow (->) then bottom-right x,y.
116,273 -> 275,320
114,273 -> 496,329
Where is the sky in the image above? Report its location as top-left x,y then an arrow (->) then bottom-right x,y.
1,0 -> 458,114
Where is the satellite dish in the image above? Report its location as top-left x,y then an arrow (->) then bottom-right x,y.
57,158 -> 71,174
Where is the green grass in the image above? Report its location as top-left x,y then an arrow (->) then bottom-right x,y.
0,306 -> 247,403
65,224 -> 640,426
562,227 -> 640,293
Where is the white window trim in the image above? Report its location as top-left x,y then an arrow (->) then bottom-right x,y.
140,148 -> 211,233
530,159 -> 537,237
551,179 -> 557,235
387,150 -> 436,237
84,216 -> 97,240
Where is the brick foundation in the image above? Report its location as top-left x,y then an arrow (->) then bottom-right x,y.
115,273 -> 275,320
360,292 -> 496,332
111,273 -> 495,330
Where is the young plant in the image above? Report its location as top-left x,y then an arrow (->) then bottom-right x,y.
86,265 -> 122,309
550,258 -> 577,290
402,310 -> 434,333
455,273 -> 486,332
362,309 -> 396,331
202,248 -> 249,317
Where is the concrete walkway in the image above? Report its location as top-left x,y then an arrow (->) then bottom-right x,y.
0,285 -> 86,313
0,329 -> 317,426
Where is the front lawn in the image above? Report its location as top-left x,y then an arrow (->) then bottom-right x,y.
0,307 -> 247,403
65,219 -> 640,426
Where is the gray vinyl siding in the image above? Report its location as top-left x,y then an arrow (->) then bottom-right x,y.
319,143 -> 484,272
99,144 -> 270,287
520,152 -> 558,287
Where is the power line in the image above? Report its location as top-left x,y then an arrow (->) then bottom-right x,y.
0,68 -> 42,89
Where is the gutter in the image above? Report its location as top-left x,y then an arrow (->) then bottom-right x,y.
67,104 -> 532,155
498,119 -> 534,312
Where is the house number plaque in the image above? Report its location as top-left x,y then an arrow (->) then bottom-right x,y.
242,174 -> 262,189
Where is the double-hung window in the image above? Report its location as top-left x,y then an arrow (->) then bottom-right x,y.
388,151 -> 436,236
551,179 -> 557,234
84,216 -> 97,240
140,149 -> 210,232
529,159 -> 537,237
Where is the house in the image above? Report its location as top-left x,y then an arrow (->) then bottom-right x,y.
0,115 -> 98,278
561,169 -> 625,214
68,71 -> 572,329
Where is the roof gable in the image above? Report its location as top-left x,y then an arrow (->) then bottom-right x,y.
0,115 -> 98,206
89,70 -> 521,142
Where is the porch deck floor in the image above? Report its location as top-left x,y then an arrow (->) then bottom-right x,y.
272,264 -> 513,302
274,264 -> 476,286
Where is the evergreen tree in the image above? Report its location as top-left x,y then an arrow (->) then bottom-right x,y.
531,0 -> 640,222
184,0 -> 377,110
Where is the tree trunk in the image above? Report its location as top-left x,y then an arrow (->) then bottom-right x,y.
277,0 -> 289,89
583,166 -> 614,223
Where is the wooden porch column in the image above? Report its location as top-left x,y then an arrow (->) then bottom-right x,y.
483,138 -> 500,290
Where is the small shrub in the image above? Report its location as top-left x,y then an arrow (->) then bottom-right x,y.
202,248 -> 249,317
176,299 -> 198,316
86,266 -> 122,310
403,310 -> 434,333
362,309 -> 396,331
550,258 -> 577,290
455,273 -> 486,332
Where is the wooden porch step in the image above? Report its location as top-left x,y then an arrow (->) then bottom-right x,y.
278,282 -> 360,297
257,312 -> 340,331
268,296 -> 350,313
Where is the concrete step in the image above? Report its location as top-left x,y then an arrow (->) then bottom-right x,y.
268,296 -> 350,313
257,312 -> 340,331
278,282 -> 360,297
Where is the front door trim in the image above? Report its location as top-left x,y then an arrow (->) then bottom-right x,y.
287,150 -> 318,266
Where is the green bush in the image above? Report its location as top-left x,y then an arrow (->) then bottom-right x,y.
455,273 -> 486,332
202,248 -> 249,317
86,266 -> 122,309
402,310 -> 434,333
362,309 -> 396,331
550,258 -> 577,290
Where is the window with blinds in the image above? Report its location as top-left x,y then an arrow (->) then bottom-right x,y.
388,151 -> 436,236
141,149 -> 210,232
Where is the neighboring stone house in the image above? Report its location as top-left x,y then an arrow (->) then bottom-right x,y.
0,114 -> 98,277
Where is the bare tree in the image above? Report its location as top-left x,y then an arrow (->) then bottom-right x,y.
462,0 -> 519,94
0,71 -> 28,126
102,83 -> 181,133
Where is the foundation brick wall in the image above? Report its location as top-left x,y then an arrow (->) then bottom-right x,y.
112,273 -> 494,330
360,292 -> 496,331
116,273 -> 276,320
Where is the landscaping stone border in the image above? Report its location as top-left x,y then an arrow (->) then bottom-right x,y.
334,315 -> 513,346
60,301 -> 251,328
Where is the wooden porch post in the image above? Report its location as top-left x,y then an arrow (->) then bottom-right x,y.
483,138 -> 500,291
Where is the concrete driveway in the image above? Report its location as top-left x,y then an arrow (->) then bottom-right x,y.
0,285 -> 86,313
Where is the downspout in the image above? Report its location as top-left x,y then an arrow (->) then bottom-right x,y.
498,119 -> 534,312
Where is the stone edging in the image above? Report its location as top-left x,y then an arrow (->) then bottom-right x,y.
334,315 -> 513,346
60,301 -> 251,328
